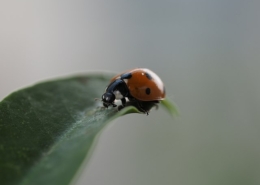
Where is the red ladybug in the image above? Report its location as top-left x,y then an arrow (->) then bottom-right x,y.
102,68 -> 165,114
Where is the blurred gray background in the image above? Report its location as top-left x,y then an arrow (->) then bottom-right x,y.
1,1 -> 260,185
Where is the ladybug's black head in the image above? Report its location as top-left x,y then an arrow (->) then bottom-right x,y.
102,92 -> 116,107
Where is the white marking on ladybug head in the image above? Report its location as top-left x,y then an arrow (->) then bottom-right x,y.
123,79 -> 128,83
113,90 -> 124,99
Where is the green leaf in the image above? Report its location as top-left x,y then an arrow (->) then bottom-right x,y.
161,98 -> 179,117
0,73 -> 177,185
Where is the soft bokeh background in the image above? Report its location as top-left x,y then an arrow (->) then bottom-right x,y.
1,1 -> 260,185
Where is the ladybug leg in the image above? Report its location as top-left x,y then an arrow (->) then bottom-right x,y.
117,98 -> 126,111
136,100 -> 160,115
135,100 -> 149,115
153,103 -> 159,110
103,102 -> 117,108
117,105 -> 123,111
103,102 -> 108,108
121,98 -> 126,107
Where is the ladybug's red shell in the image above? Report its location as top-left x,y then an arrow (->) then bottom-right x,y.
111,68 -> 165,101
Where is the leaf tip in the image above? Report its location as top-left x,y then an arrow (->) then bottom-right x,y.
161,98 -> 180,117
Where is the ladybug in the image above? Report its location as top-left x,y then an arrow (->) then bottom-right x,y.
101,68 -> 165,114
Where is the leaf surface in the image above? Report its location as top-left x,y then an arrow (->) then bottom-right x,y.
0,73 -> 177,185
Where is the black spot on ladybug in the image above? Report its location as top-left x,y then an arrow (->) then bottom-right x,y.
145,72 -> 152,80
121,73 -> 132,79
145,88 -> 151,95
